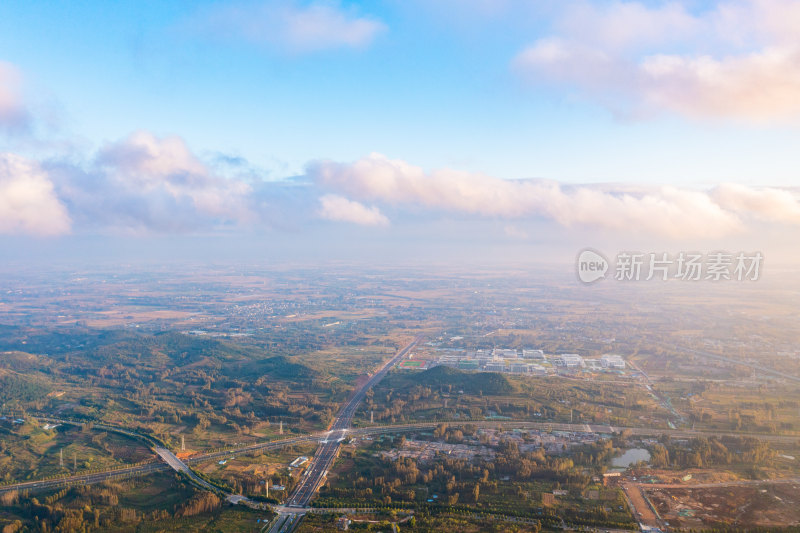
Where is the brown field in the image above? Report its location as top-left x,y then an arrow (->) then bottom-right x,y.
648,482 -> 800,529
622,483 -> 659,528
78,309 -> 206,327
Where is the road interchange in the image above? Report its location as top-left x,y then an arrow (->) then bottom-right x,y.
4,335 -> 800,531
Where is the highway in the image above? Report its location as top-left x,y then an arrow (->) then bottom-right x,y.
0,434 -> 322,496
272,336 -> 421,531
6,333 -> 799,533
285,336 -> 420,509
154,447 -> 221,495
5,408 -> 798,498
0,462 -> 169,495
185,435 -> 319,465
6,345 -> 800,533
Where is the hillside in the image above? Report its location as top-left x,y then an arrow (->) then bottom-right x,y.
408,365 -> 514,395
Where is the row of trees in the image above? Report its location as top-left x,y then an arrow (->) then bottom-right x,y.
0,473 -> 226,532
649,436 -> 775,469
318,433 -> 635,530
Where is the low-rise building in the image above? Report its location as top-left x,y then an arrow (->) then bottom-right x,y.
458,359 -> 479,370
439,356 -> 460,368
560,353 -> 585,368
601,354 -> 625,369
584,358 -> 603,371
493,348 -> 519,358
529,364 -> 547,375
522,349 -> 545,359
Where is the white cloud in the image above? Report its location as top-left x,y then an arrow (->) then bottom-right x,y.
96,131 -> 254,224
514,38 -> 629,92
712,183 -> 800,224
0,153 -> 71,236
0,61 -> 31,134
514,0 -> 800,120
192,1 -> 386,53
318,194 -> 389,226
640,47 -> 800,120
556,1 -> 698,51
310,153 -> 800,239
4,142 -> 799,241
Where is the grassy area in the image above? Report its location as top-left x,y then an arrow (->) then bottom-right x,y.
116,474 -> 196,513
0,419 -> 153,484
292,345 -> 397,384
298,511 -> 550,532
132,506 -> 269,533
358,367 -> 668,429
193,442 -> 320,502
0,471 -> 273,532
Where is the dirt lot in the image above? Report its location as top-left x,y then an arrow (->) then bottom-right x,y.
622,483 -> 659,529
630,467 -> 742,485
648,482 -> 800,529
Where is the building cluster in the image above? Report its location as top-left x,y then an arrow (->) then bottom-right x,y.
379,428 -> 607,465
555,353 -> 626,369
379,438 -> 495,463
476,428 -> 604,454
416,347 -> 626,375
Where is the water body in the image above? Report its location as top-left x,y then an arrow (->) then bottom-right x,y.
612,448 -> 651,468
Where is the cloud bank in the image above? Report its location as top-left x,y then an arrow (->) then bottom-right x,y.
2,141 -> 799,240
514,0 -> 800,120
309,153 -> 800,238
96,131 -> 255,223
46,131 -> 257,234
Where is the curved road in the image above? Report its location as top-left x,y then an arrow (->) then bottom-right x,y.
4,409 -> 798,497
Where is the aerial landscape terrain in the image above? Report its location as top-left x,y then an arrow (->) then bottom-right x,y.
2,265 -> 800,531
2,0 -> 800,531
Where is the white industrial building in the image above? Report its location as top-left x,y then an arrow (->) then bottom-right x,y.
584,359 -> 603,371
509,363 -> 530,373
492,348 -> 519,358
559,354 -> 585,368
522,349 -> 545,359
601,354 -> 625,369
529,364 -> 547,375
435,355 -> 461,368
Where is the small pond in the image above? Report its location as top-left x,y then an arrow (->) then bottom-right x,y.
612,448 -> 650,468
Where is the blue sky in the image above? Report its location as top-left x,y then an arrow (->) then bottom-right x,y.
1,0 -> 799,264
